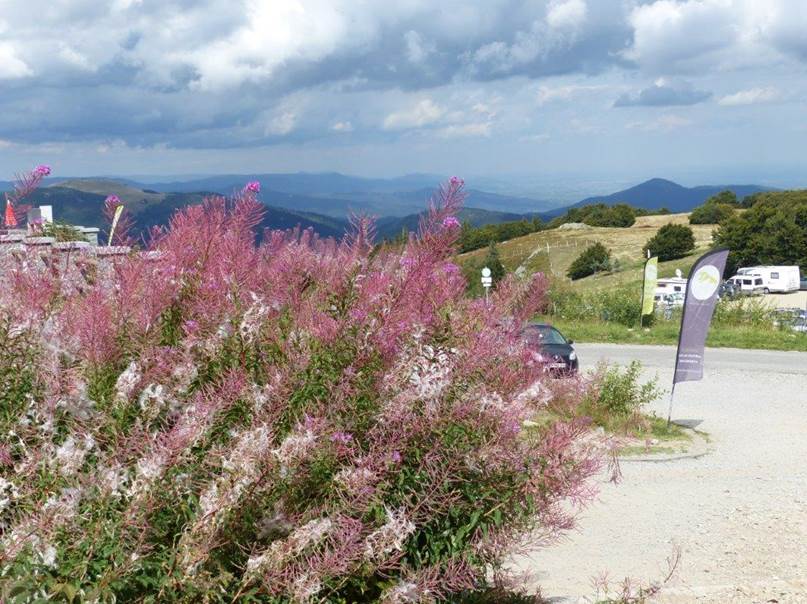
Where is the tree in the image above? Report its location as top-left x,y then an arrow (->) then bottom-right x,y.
714,189 -> 807,275
642,224 -> 695,261
483,241 -> 506,286
706,190 -> 739,207
567,242 -> 612,280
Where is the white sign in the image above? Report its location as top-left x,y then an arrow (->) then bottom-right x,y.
691,265 -> 721,301
481,267 -> 492,278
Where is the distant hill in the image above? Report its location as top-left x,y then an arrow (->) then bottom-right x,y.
375,207 -> 525,239
137,172 -> 445,197
131,173 -> 557,216
23,183 -> 347,240
559,178 -> 773,215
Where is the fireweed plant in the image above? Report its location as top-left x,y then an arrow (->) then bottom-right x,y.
0,172 -> 608,602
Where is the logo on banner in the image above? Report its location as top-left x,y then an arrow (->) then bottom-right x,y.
691,265 -> 720,300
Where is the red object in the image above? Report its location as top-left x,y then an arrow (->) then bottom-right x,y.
4,199 -> 17,228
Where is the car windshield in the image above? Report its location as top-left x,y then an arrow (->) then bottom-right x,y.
524,325 -> 567,345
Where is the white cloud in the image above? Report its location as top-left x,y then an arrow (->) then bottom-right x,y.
547,0 -> 587,30
536,84 -> 604,105
404,30 -> 434,64
265,111 -> 297,136
331,120 -> 353,132
383,99 -> 445,130
624,0 -> 737,71
627,114 -> 692,132
519,132 -> 551,142
718,87 -> 781,106
437,122 -> 492,138
0,42 -> 32,79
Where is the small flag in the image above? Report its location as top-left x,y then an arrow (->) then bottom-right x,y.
641,256 -> 658,316
108,204 -> 124,246
4,197 -> 17,228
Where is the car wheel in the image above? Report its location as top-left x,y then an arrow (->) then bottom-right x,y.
763,288 -> 770,294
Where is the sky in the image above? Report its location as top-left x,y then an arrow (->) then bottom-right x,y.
1,0 -> 807,191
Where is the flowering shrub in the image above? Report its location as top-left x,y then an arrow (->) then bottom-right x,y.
0,174 -> 605,602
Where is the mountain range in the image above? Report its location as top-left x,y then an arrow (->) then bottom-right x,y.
0,173 -> 779,240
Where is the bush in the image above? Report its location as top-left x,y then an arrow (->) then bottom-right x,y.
459,218 -> 542,253
547,282 -> 651,328
642,224 -> 695,261
689,203 -> 734,225
567,243 -> 612,280
550,203 -> 636,229
0,173 -> 604,602
483,241 -> 506,286
589,361 -> 661,419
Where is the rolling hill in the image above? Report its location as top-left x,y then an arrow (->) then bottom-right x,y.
22,183 -> 349,241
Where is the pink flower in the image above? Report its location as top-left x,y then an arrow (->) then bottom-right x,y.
244,181 -> 261,194
330,432 -> 353,445
442,216 -> 461,230
105,195 -> 122,206
34,165 -> 52,177
449,176 -> 463,187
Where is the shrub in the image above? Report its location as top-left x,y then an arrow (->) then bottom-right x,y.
578,362 -> 662,434
567,243 -> 612,280
642,224 -> 695,261
547,282 -> 650,328
0,172 -> 605,602
483,241 -> 506,286
688,203 -> 734,225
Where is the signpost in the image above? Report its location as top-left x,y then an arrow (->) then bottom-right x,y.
481,266 -> 493,301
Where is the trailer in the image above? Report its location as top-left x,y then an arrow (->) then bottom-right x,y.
735,266 -> 801,294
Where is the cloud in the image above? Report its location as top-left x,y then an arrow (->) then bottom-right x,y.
0,42 -> 32,79
404,31 -> 434,64
626,114 -> 692,132
383,99 -> 445,130
546,0 -> 588,30
330,121 -> 354,132
614,79 -> 711,107
0,0 -> 805,155
718,87 -> 781,106
536,84 -> 605,105
624,0 -> 807,73
437,122 -> 492,138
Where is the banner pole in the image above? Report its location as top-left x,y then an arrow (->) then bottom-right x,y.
666,383 -> 676,428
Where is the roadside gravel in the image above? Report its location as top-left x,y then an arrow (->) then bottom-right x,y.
514,344 -> 807,603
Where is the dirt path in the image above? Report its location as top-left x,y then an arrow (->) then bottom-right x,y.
514,344 -> 807,603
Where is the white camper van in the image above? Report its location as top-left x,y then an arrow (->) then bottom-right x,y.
653,277 -> 687,307
734,266 -> 801,294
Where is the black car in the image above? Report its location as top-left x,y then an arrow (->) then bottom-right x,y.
521,323 -> 579,374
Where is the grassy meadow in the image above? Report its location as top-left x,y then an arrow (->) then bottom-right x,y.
457,212 -> 807,351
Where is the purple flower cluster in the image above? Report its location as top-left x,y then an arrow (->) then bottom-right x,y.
442,215 -> 461,229
244,180 -> 261,194
0,174 -> 604,601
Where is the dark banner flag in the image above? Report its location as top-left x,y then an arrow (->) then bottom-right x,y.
673,248 -> 729,384
668,248 -> 729,422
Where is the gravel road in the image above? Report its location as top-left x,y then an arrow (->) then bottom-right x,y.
514,344 -> 807,603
